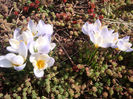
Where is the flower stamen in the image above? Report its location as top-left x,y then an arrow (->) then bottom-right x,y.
36,60 -> 45,69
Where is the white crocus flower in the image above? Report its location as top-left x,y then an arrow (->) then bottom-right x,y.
6,28 -> 33,53
116,36 -> 133,52
30,53 -> 55,78
96,27 -> 119,48
82,19 -> 119,48
0,42 -> 28,71
27,20 -> 53,40
29,36 -> 56,54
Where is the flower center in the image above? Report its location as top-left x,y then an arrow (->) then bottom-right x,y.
32,32 -> 35,36
36,60 -> 45,69
32,31 -> 38,36
95,44 -> 99,48
115,48 -> 119,51
113,37 -> 118,42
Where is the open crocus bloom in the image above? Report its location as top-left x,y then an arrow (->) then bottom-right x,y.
27,20 -> 53,38
92,26 -> 119,48
29,36 -> 56,54
82,19 -> 119,48
0,42 -> 28,71
116,36 -> 133,52
30,53 -> 55,78
6,28 -> 33,53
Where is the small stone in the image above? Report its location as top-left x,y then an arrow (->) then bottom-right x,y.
103,92 -> 108,98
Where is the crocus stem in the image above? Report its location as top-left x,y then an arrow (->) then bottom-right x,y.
113,51 -> 121,59
88,47 -> 98,65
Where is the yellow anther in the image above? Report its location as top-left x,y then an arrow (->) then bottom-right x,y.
36,60 -> 45,69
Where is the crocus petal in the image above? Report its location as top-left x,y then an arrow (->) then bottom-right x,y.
50,43 -> 56,50
18,42 -> 28,59
94,19 -> 101,30
122,36 -> 130,41
108,29 -> 114,34
126,48 -> 133,52
28,20 -> 35,31
36,36 -> 50,45
29,54 -> 35,63
82,22 -> 94,35
22,30 -> 33,46
30,54 -> 49,62
95,19 -> 101,27
38,45 -> 50,54
46,35 -> 51,42
29,55 -> 37,68
43,24 -> 53,36
112,32 -> 119,42
36,20 -> 45,36
37,54 -> 50,62
6,46 -> 17,53
117,40 -> 125,50
13,28 -> 21,39
36,36 -> 51,54
14,63 -> 26,71
0,56 -> 12,68
29,36 -> 51,54
95,36 -> 103,47
29,41 -> 36,54
101,43 -> 112,48
37,20 -> 53,36
11,55 -> 24,66
9,39 -> 20,49
37,20 -> 44,28
17,35 -> 24,41
116,35 -> 133,52
47,57 -> 55,67
34,68 -> 44,78
112,32 -> 119,40
89,31 -> 95,43
82,22 -> 88,35
5,53 -> 16,61
101,27 -> 109,37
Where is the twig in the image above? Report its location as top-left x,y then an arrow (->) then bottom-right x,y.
74,11 -> 84,15
54,34 -> 75,66
103,18 -> 133,26
55,28 -> 66,33
60,50 -> 79,64
8,7 -> 13,16
74,6 -> 88,9
1,24 -> 6,30
16,10 -> 23,25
